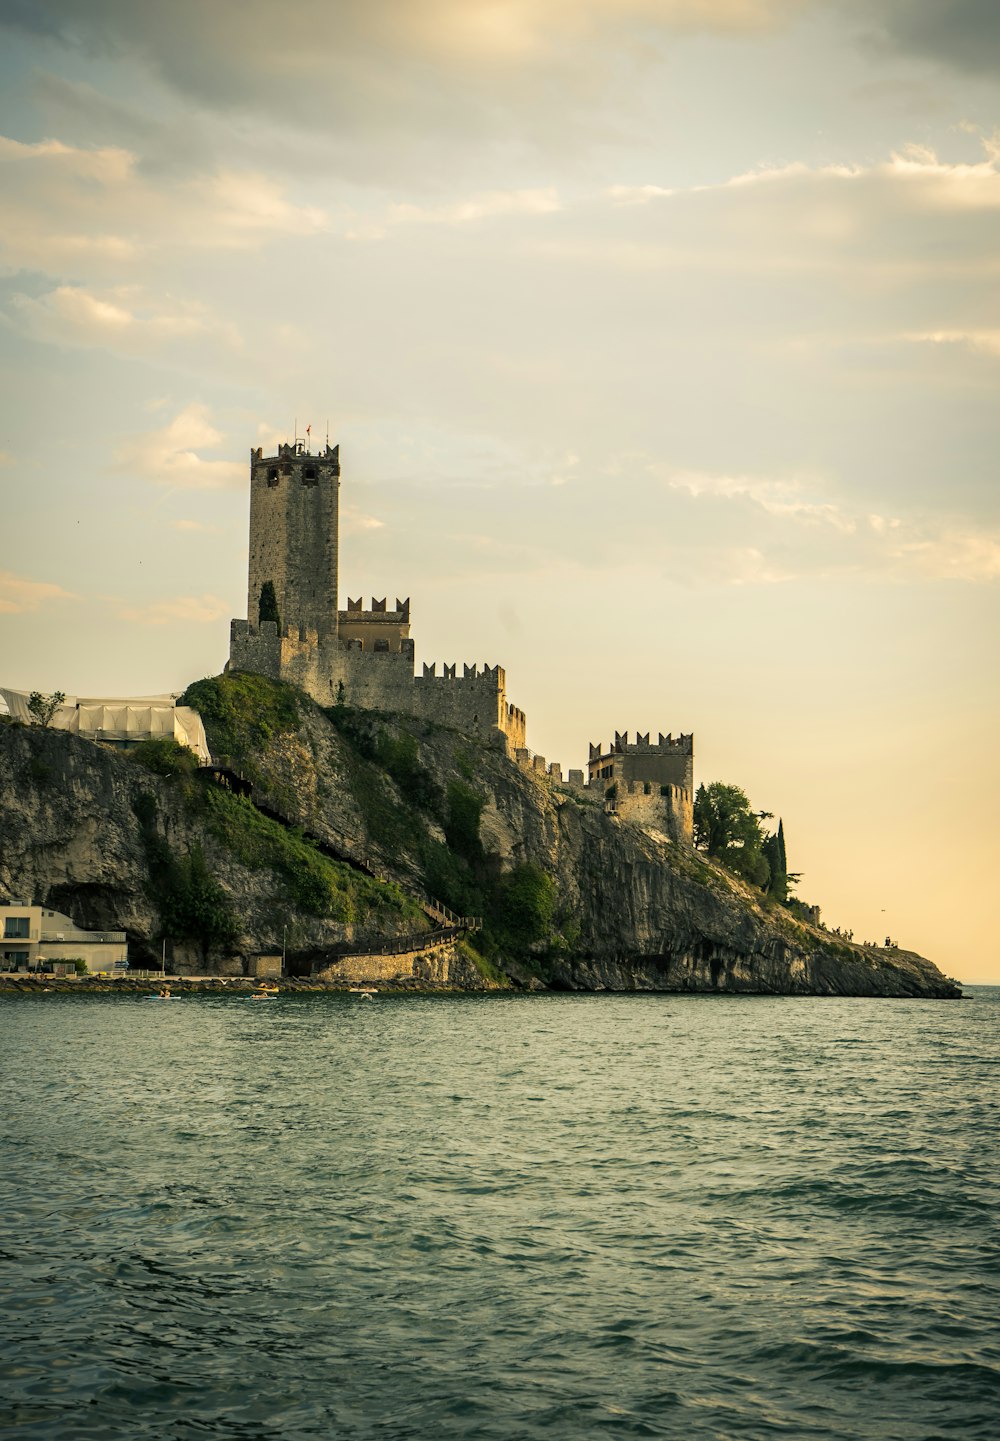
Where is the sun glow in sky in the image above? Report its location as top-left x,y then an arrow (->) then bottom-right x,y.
1,0 -> 998,981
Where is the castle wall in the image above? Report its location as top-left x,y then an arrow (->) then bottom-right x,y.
611,780 -> 693,847
230,620 -> 283,682
412,664 -> 526,751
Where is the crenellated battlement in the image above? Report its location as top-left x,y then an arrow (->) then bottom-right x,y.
252,441 -> 341,471
418,661 -> 504,683
589,730 -> 694,760
588,725 -> 694,799
343,597 -> 410,621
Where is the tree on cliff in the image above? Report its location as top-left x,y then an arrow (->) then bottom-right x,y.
693,782 -> 770,888
27,691 -> 66,728
763,818 -> 788,901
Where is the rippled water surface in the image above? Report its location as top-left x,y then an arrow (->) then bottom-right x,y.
2,989 -> 998,1440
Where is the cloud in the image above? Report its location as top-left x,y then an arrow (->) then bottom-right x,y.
667,469 -> 858,532
0,570 -> 75,613
341,507 -> 385,534
854,0 -> 1000,79
906,329 -> 1000,358
388,189 -> 561,227
6,284 -> 239,355
885,529 -> 1000,582
0,0 -> 805,172
116,404 -> 244,490
0,130 -> 326,279
662,467 -> 1000,582
117,593 -> 232,624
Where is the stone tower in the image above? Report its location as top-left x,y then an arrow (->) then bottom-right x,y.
247,441 -> 341,643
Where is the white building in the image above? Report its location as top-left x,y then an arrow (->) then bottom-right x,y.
0,689 -> 211,764
1,905 -> 128,974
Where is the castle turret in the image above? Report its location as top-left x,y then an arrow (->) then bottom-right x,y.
247,441 -> 341,642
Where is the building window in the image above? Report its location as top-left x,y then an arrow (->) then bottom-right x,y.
4,916 -> 29,939
373,639 -> 390,652
4,950 -> 29,964
267,467 -> 279,487
302,467 -> 318,485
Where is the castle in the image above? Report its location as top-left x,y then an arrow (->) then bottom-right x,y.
229,440 -> 526,750
228,438 -> 693,842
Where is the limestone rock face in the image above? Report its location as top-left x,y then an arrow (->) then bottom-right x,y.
0,721 -> 420,967
0,703 -> 961,998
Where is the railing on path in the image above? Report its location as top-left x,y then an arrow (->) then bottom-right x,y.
199,758 -> 482,938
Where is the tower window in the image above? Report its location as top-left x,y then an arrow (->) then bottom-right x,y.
373,639 -> 390,653
267,467 -> 279,486
303,467 -> 318,484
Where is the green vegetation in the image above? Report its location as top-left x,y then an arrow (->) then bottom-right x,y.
762,817 -> 787,899
375,729 -> 442,811
181,672 -> 299,777
443,781 -> 484,862
129,736 -> 199,778
693,781 -> 797,897
133,790 -> 239,954
325,706 -> 570,964
27,690 -> 65,728
202,786 -> 421,924
489,864 -> 556,951
458,937 -> 511,987
162,847 -> 241,951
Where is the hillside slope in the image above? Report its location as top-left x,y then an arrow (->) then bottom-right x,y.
0,675 -> 961,997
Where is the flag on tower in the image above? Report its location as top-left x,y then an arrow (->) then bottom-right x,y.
306,424 -> 311,436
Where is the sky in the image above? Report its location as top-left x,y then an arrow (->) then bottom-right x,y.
0,0 -> 998,982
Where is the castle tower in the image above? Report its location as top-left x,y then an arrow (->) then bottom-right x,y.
247,441 -> 341,640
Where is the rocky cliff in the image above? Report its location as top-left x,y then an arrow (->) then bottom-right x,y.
0,675 -> 961,997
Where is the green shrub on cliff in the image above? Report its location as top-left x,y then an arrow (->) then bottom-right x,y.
443,781 -> 484,863
693,782 -> 770,889
490,864 -> 556,950
129,736 -> 199,777
133,791 -> 239,952
161,847 -> 240,951
203,786 -> 420,924
182,673 -> 299,774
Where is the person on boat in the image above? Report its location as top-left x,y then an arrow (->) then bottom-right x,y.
158,987 -> 171,999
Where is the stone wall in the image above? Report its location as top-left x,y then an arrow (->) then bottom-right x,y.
612,780 -> 693,846
311,941 -> 497,988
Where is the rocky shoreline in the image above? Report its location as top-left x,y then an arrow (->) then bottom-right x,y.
0,973 -> 473,996
0,695 -> 963,999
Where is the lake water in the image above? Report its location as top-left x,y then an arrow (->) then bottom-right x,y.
2,989 -> 998,1440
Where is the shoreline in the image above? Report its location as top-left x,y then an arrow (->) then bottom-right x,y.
0,974 -> 471,996
0,973 -> 969,999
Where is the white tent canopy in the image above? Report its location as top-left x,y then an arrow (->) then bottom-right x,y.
0,689 -> 211,764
